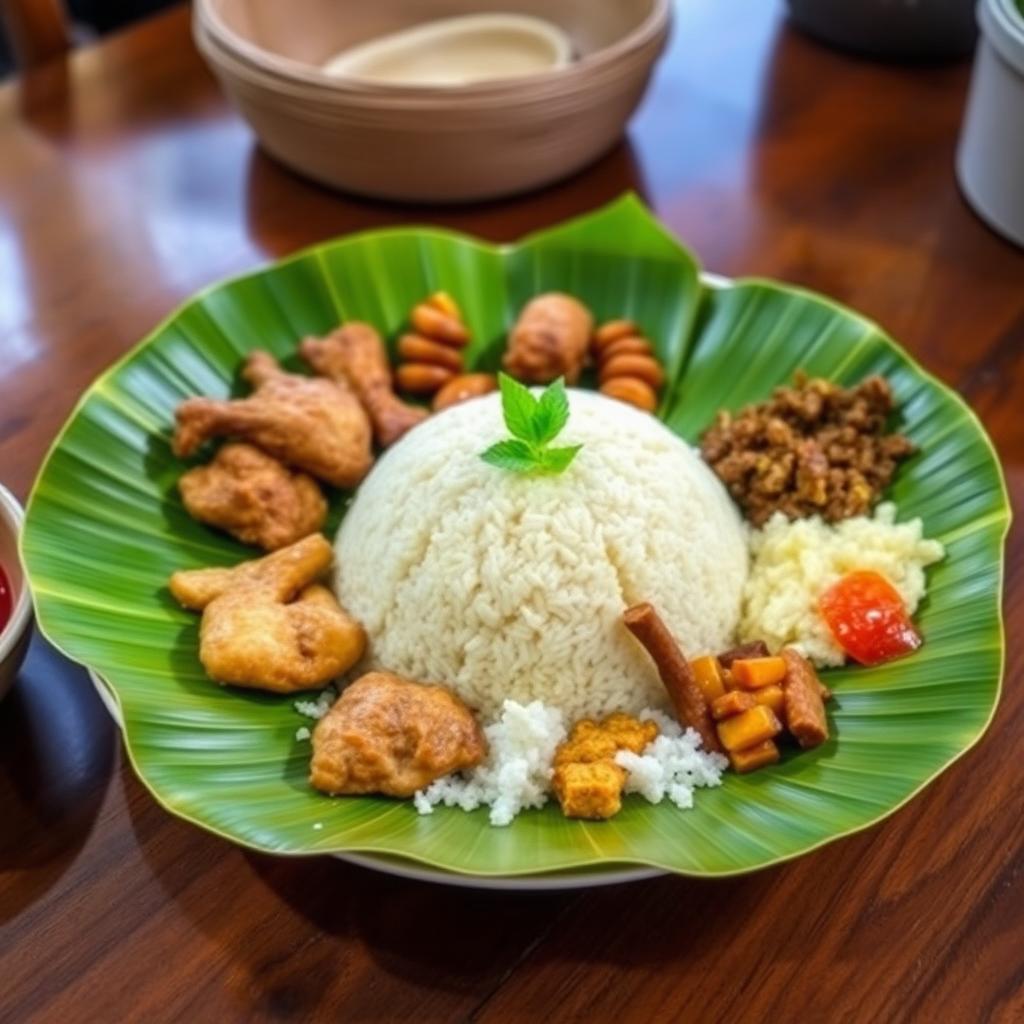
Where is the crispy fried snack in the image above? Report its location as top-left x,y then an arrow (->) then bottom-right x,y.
552,712 -> 659,820
310,671 -> 486,797
178,443 -> 327,551
169,535 -> 365,693
300,323 -> 428,447
503,293 -> 593,385
172,351 -> 373,488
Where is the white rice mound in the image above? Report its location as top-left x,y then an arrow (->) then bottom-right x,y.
334,389 -> 748,722
740,502 -> 945,667
414,701 -> 727,826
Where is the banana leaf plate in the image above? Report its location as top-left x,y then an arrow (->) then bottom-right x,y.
21,196 -> 1010,885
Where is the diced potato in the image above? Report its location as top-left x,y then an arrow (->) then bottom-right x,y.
732,656 -> 788,689
691,655 -> 726,702
716,705 -> 783,752
752,684 -> 785,718
730,740 -> 780,773
711,690 -> 757,721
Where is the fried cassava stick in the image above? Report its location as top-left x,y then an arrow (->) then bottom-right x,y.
623,603 -> 723,754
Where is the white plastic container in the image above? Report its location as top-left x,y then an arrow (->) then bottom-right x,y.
957,0 -> 1024,247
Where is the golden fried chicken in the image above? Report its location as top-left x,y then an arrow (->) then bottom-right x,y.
310,671 -> 486,798
552,712 -> 659,820
169,534 -> 365,693
503,292 -> 593,385
300,323 -> 428,447
178,443 -> 327,551
172,351 -> 373,488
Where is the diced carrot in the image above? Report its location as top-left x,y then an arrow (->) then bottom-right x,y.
690,655 -> 726,702
711,690 -> 757,721
730,740 -> 780,773
716,705 -> 783,752
751,683 -> 785,718
731,656 -> 788,689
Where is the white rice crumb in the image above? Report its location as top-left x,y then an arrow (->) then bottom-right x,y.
295,726 -> 311,742
294,686 -> 337,720
415,699 -> 567,826
740,502 -> 945,667
616,730 -> 728,810
312,822 -> 323,831
415,700 -> 725,825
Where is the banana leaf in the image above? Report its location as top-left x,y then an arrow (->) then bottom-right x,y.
21,196 -> 1010,877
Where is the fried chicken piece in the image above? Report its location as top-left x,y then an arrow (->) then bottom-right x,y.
172,351 -> 373,488
300,323 -> 428,447
552,712 -> 660,819
178,443 -> 327,551
503,293 -> 593,385
309,671 -> 486,798
169,534 -> 365,693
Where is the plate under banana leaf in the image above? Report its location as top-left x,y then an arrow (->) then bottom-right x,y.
21,196 -> 1009,878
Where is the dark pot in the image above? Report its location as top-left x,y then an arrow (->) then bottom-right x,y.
787,0 -> 978,60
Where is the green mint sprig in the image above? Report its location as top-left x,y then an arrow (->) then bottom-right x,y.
479,374 -> 582,476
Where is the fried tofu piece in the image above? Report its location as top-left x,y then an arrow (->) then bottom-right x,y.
169,535 -> 365,693
173,351 -> 373,488
178,443 -> 326,551
301,323 -> 428,447
552,761 -> 626,820
310,671 -> 486,798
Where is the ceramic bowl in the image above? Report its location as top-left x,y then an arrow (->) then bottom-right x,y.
193,0 -> 671,201
0,485 -> 32,700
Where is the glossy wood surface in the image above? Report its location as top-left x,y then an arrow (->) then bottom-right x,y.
1,4 -> 1021,1022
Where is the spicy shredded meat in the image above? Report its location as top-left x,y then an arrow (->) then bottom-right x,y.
699,373 -> 915,526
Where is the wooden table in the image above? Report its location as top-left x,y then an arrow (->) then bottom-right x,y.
1,3 -> 1021,1021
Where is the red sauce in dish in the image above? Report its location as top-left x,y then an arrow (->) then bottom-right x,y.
819,569 -> 921,666
0,564 -> 11,634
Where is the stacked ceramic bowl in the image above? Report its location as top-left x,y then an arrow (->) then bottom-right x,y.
193,0 -> 671,202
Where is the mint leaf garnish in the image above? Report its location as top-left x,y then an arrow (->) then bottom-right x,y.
498,373 -> 540,444
479,373 -> 582,476
479,438 -> 539,473
532,377 -> 570,446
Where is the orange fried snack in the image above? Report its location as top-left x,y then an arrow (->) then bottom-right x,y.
169,535 -> 365,693
172,351 -> 373,488
552,712 -> 659,820
503,293 -> 594,385
300,322 -> 428,447
178,442 -> 326,551
310,671 -> 486,798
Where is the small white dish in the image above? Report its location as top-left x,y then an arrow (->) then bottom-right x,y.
957,0 -> 1024,248
321,13 -> 573,86
0,485 -> 33,700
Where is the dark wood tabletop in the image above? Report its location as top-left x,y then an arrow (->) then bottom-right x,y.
1,3 -> 1021,1022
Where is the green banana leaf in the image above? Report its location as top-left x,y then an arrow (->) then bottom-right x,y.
21,196 -> 1010,877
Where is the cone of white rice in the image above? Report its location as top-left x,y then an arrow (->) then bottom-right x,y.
334,389 -> 748,723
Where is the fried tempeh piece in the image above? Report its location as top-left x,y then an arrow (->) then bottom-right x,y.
781,647 -> 829,749
552,760 -> 627,820
300,323 -> 428,447
178,443 -> 327,551
169,535 -> 365,693
173,352 -> 373,488
503,293 -> 593,385
623,603 -> 722,754
718,640 -> 770,666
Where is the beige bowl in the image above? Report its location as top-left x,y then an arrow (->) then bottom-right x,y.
193,0 -> 671,202
0,485 -> 32,700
